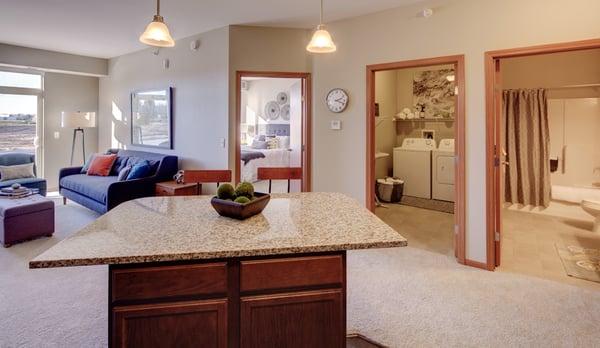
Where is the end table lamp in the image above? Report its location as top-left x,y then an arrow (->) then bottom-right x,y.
61,111 -> 96,165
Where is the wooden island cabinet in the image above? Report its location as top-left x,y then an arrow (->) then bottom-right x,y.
109,252 -> 345,348
30,193 -> 406,347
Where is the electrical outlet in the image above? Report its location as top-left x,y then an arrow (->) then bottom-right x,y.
330,120 -> 342,130
53,131 -> 60,139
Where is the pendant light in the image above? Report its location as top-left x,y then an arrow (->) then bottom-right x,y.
306,0 -> 337,53
139,0 -> 175,48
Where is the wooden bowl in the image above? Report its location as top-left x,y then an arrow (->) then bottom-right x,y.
210,192 -> 271,220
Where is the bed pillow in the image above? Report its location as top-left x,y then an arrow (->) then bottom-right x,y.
126,160 -> 152,180
0,163 -> 35,182
277,136 -> 290,149
87,154 -> 117,176
251,140 -> 268,149
267,137 -> 279,149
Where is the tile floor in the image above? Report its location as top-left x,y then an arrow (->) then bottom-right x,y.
375,204 -> 455,257
376,201 -> 600,290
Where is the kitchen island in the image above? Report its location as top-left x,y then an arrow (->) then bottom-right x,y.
31,192 -> 406,347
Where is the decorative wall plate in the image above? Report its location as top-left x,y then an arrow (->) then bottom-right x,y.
277,92 -> 289,105
281,104 -> 290,121
265,101 -> 280,120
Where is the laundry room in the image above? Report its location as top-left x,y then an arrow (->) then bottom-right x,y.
373,63 -> 457,256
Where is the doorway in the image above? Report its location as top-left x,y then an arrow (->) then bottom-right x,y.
485,38 -> 600,279
0,69 -> 44,175
366,55 -> 466,264
235,71 -> 311,192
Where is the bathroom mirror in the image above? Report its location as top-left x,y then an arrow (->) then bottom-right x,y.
131,87 -> 173,149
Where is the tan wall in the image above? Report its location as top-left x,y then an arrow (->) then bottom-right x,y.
44,73 -> 99,189
311,0 -> 600,263
374,70 -> 397,178
502,49 -> 600,99
228,25 -> 311,180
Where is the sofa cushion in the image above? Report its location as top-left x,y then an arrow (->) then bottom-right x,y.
126,160 -> 152,180
60,174 -> 118,203
0,177 -> 46,188
110,156 -> 130,176
126,157 -> 159,176
87,154 -> 117,176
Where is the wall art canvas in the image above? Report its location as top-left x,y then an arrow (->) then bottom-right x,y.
413,69 -> 455,119
131,87 -> 173,149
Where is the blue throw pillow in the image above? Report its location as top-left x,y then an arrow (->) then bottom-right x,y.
126,160 -> 152,180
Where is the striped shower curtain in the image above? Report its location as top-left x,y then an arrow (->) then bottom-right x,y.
503,89 -> 551,207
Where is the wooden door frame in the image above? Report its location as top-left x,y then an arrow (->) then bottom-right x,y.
484,38 -> 600,271
366,55 -> 466,264
235,71 -> 312,191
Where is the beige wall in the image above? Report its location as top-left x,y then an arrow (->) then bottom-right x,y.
374,70 -> 397,178
502,49 -> 600,99
0,43 -> 107,76
98,27 -> 230,174
311,0 -> 600,263
228,25 -> 311,179
43,73 -> 99,189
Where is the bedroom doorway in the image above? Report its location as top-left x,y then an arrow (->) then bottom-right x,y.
235,71 -> 311,192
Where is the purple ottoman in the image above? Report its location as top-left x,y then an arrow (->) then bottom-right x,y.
0,195 -> 54,247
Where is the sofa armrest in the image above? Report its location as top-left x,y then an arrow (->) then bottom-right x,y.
59,166 -> 83,182
106,176 -> 158,211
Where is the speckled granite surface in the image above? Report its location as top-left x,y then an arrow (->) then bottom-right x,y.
30,192 -> 406,268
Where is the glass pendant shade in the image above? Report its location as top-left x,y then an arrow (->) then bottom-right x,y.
306,25 -> 337,53
139,15 -> 175,47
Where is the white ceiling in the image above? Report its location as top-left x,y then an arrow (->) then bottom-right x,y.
0,0 -> 424,59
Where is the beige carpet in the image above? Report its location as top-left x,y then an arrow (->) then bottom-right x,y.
2,200 -> 600,346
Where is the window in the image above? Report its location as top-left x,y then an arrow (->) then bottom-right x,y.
0,71 -> 42,89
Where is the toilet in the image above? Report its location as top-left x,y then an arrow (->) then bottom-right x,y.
581,200 -> 600,233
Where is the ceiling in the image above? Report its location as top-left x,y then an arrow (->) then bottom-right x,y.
0,0 -> 424,59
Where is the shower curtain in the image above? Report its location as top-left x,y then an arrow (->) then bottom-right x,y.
503,89 -> 551,207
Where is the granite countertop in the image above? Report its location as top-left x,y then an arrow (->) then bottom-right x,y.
30,192 -> 407,268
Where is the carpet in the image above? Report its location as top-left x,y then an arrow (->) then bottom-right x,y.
2,200 -> 600,347
556,245 -> 600,283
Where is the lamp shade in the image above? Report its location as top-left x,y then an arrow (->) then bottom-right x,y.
61,112 -> 96,128
306,25 -> 337,53
139,15 -> 175,47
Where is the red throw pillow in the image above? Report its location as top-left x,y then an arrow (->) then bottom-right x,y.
87,154 -> 117,176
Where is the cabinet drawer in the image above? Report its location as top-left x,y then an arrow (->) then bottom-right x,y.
111,263 -> 227,303
155,186 -> 174,196
240,255 -> 343,293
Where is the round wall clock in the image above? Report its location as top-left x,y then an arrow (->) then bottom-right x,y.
265,101 -> 280,120
326,88 -> 349,113
281,104 -> 290,121
277,92 -> 289,105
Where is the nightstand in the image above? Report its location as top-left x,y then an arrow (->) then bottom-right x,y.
155,181 -> 200,196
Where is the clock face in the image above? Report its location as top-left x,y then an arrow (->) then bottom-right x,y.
326,88 -> 349,113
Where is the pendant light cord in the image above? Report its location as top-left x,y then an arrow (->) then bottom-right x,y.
320,0 -> 323,25
156,0 -> 160,16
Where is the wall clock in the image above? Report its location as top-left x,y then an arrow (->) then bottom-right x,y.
277,92 -> 289,105
265,101 -> 280,120
326,88 -> 349,113
281,104 -> 290,121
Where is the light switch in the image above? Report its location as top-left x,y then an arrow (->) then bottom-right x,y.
219,138 -> 226,148
53,131 -> 60,139
330,120 -> 342,130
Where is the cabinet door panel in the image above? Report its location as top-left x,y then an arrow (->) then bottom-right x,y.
113,299 -> 227,348
240,289 -> 344,348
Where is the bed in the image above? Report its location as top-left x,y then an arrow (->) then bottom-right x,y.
241,147 -> 291,182
241,124 -> 293,182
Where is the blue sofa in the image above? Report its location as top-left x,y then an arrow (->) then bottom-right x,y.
59,149 -> 178,214
0,153 -> 47,196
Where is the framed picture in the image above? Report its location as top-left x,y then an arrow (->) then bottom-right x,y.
131,87 -> 173,149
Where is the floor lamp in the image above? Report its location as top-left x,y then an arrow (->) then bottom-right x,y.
61,112 -> 96,165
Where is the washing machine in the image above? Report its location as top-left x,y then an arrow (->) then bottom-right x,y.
432,139 -> 455,202
393,138 -> 436,199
